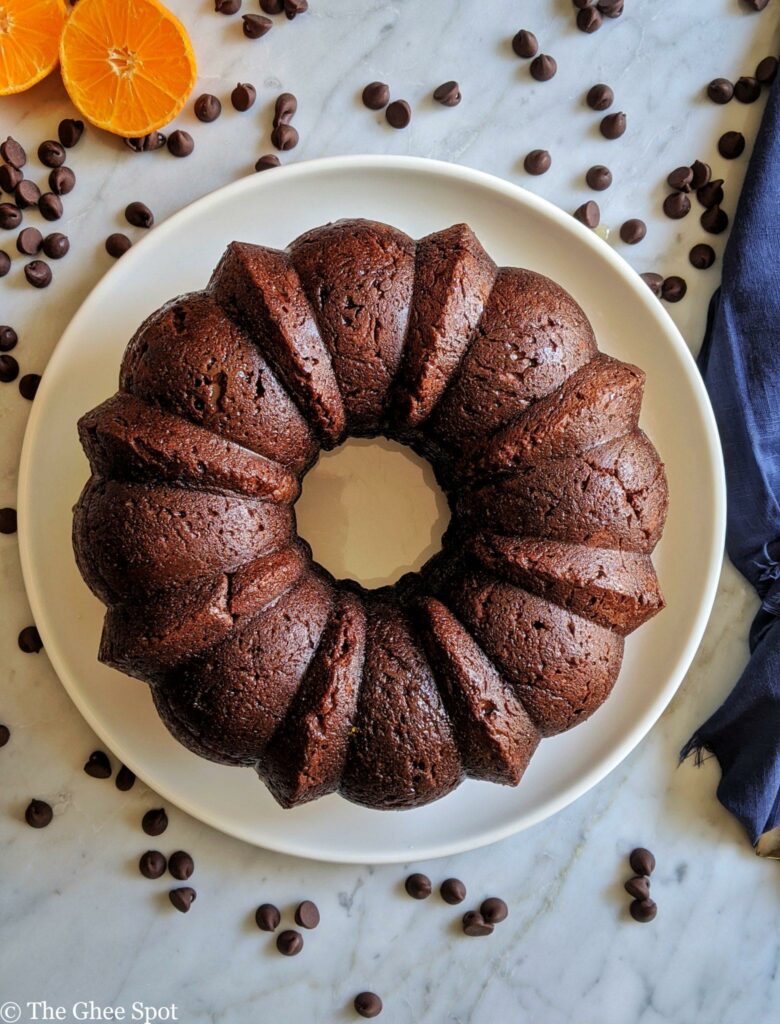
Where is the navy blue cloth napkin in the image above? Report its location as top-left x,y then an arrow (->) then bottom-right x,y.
681,78 -> 780,849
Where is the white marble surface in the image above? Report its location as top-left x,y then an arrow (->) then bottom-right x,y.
1,1 -> 779,1021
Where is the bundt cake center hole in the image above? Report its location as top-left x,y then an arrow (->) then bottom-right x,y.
295,437 -> 450,589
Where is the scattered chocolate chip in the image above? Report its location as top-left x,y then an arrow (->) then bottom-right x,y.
49,166 -> 76,195
260,0 -> 284,11
662,275 -> 687,302
574,200 -> 600,227
362,82 -> 390,110
255,154 -> 281,171
139,850 -> 167,879
530,54 -> 557,81
294,900 -> 320,929
586,164 -> 612,190
756,56 -> 779,85
663,192 -> 691,219
243,13 -> 272,37
735,76 -> 761,103
0,252 -> 8,278
707,78 -> 733,104
0,203 -> 22,230
125,132 -> 167,152
629,898 -> 657,923
19,373 -> 41,400
276,929 -> 303,955
718,131 -> 745,159
284,0 -> 307,18
125,201 -> 154,228
697,178 -> 724,208
1,137 -> 26,169
194,94 -> 222,123
106,233 -> 132,258
0,723 -> 9,746
0,507 -> 17,532
15,179 -> 41,208
620,218 -> 646,244
169,887 -> 196,913
354,993 -> 383,1019
386,100 -> 412,129
84,750 -> 112,779
25,798 -> 53,828
689,243 -> 716,270
624,875 -> 651,900
255,903 -> 281,931
0,327 -> 15,351
701,205 -> 729,234
24,260 -> 52,288
577,6 -> 603,32
0,355 -> 19,383
58,118 -> 84,148
38,140 -> 66,168
667,165 -> 693,192
215,0 -> 241,12
167,131 -> 194,158
142,807 -> 168,836
231,82 -> 257,111
38,193 -> 63,221
600,111 -> 626,139
115,765 -> 136,791
598,0 -> 624,15
512,29 -> 538,58
690,159 -> 711,190
271,123 -> 299,150
586,83 -> 614,111
169,851 -> 195,881
640,272 -> 664,296
433,81 -> 461,107
0,163 -> 22,193
274,92 -> 298,126
480,897 -> 508,923
405,873 -> 432,899
440,878 -> 467,905
42,233 -> 69,260
17,227 -> 43,256
524,149 -> 551,175
462,910 -> 493,937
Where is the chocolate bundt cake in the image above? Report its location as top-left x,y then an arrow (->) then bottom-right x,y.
73,219 -> 668,811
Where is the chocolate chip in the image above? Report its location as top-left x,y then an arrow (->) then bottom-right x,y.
1,137 -> 26,169
662,276 -> 687,302
38,140 -> 66,168
260,0 -> 284,11
42,233 -> 69,259
255,154 -> 281,171
707,77 -> 733,104
756,56 -> 779,85
271,123 -> 299,150
735,76 -> 761,103
0,355 -> 19,383
25,799 -> 53,828
624,875 -> 651,900
440,878 -> 467,905
125,132 -> 167,152
362,82 -> 390,110
195,94 -> 222,123
577,6 -> 603,31
106,233 -> 132,258
274,92 -> 298,126
294,899 -> 320,929
0,506 -> 17,532
276,929 -> 303,955
512,29 -> 538,58
19,373 -> 41,400
667,165 -> 693,192
284,0 -> 307,18
139,850 -> 167,879
0,723 -> 9,745
0,252 -> 8,278
598,0 -> 624,15
701,205 -> 729,234
574,200 -> 600,227
255,903 -> 281,931
125,201 -> 154,228
215,0 -> 241,11
571,0 -> 593,8
586,164 -> 612,190
386,100 -> 411,129
0,163 -> 22,193
15,179 -> 41,208
39,193 -> 63,221
142,807 -> 168,836
524,149 -> 551,175
17,227 -> 43,256
58,118 -> 84,148
690,159 -> 711,190
167,131 -> 194,158
689,243 -> 716,269
24,260 -> 52,288
462,911 -> 493,937
243,13 -> 272,37
169,887 -> 196,913
530,54 -> 557,81
640,272 -> 664,297
115,765 -> 136,791
480,897 -> 508,923
663,192 -> 691,219
620,218 -> 646,244
433,81 -> 461,107
84,750 -> 112,779
0,326 -> 15,351
629,898 -> 657,923
354,993 -> 383,1019
0,203 -> 22,229
697,178 -> 724,208
169,851 -> 195,881
600,111 -> 626,139
405,873 -> 432,899
49,166 -> 76,195
231,82 -> 256,111
718,131 -> 745,159
586,83 -> 613,111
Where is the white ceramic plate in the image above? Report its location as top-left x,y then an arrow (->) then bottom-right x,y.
17,156 -> 725,864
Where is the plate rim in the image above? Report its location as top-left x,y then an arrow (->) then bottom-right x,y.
17,154 -> 726,864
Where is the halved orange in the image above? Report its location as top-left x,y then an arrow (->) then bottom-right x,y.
0,0 -> 68,96
59,0 -> 197,138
